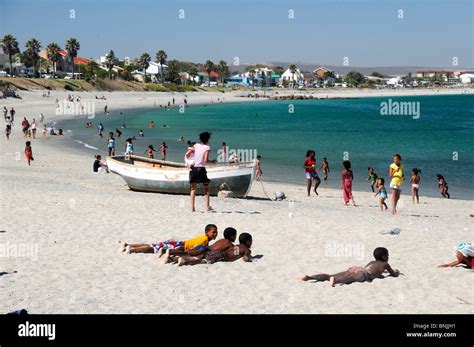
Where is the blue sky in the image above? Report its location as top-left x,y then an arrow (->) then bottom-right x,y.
1,0 -> 472,67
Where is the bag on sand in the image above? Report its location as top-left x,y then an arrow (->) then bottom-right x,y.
217,183 -> 234,199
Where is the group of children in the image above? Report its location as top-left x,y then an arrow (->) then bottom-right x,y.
117,224 -> 253,266
304,151 -> 452,214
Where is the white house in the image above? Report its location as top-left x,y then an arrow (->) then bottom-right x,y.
459,73 -> 474,84
386,76 -> 403,87
280,68 -> 304,86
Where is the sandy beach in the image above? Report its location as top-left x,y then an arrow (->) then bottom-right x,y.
1,89 -> 473,314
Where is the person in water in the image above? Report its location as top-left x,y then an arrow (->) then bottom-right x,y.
437,174 -> 450,199
341,160 -> 356,206
389,154 -> 404,214
410,168 -> 421,204
304,150 -> 321,196
297,247 -> 400,287
374,177 -> 388,211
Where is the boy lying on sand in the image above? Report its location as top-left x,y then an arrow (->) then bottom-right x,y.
159,227 -> 237,264
174,233 -> 253,266
438,242 -> 473,269
117,224 -> 218,254
296,247 -> 400,287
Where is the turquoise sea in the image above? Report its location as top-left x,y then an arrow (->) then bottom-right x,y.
58,94 -> 474,199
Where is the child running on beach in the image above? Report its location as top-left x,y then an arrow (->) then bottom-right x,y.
342,160 -> 356,206
256,155 -> 263,181
160,142 -> 168,161
296,247 -> 400,287
438,242 -> 473,269
367,167 -> 378,192
107,132 -> 115,156
320,157 -> 329,181
175,232 -> 253,266
437,174 -> 450,199
24,141 -> 33,166
145,145 -> 157,159
304,150 -> 321,196
117,224 -> 218,254
410,168 -> 421,203
374,177 -> 388,211
389,154 -> 404,214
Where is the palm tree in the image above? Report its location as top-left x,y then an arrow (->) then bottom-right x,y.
25,38 -> 41,75
217,60 -> 229,85
204,60 -> 215,86
46,43 -> 61,74
65,38 -> 80,79
1,34 -> 20,76
105,50 -> 116,79
138,53 -> 151,82
165,60 -> 180,84
289,64 -> 298,87
188,66 -> 198,85
155,50 -> 167,83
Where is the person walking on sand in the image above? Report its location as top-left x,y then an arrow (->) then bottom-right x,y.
98,123 -> 104,138
31,118 -> 37,139
342,160 -> 356,206
25,141 -> 33,166
304,150 -> 321,196
160,142 -> 168,161
185,131 -> 216,212
437,174 -> 450,199
10,107 -> 15,124
411,168 -> 421,203
5,123 -> 11,140
320,157 -> 329,181
3,106 -> 8,121
389,154 -> 404,214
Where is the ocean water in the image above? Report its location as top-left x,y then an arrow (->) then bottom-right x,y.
58,94 -> 474,199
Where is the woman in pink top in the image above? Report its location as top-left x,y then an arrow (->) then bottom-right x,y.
185,131 -> 216,212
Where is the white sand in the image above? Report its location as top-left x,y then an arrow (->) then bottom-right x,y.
0,89 -> 473,314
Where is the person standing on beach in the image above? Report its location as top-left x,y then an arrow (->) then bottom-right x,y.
10,107 -> 15,124
410,168 -> 421,203
342,160 -> 356,206
3,106 -> 8,121
320,157 -> 329,181
25,141 -> 33,166
107,132 -> 116,156
31,119 -> 37,139
367,167 -> 378,192
222,142 -> 227,162
39,112 -> 44,123
186,131 -> 216,212
304,150 -> 321,196
125,138 -> 134,156
256,155 -> 263,181
160,142 -> 168,161
437,174 -> 450,199
5,123 -> 11,140
389,154 -> 404,214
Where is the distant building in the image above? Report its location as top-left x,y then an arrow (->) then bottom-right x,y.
226,75 -> 252,86
280,68 -> 304,86
38,49 -> 92,74
386,76 -> 403,87
313,67 -> 333,79
459,73 -> 474,84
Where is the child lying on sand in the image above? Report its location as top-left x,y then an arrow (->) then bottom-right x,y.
159,227 -> 237,264
296,247 -> 400,287
118,224 -> 218,254
174,233 -> 253,266
438,242 -> 473,269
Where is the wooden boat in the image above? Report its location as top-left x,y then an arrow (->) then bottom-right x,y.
106,155 -> 256,197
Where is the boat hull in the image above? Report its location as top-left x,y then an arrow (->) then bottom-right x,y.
106,156 -> 255,198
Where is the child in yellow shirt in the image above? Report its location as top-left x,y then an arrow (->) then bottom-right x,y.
118,224 -> 218,254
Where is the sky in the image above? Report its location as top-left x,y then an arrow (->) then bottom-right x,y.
0,0 -> 473,68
